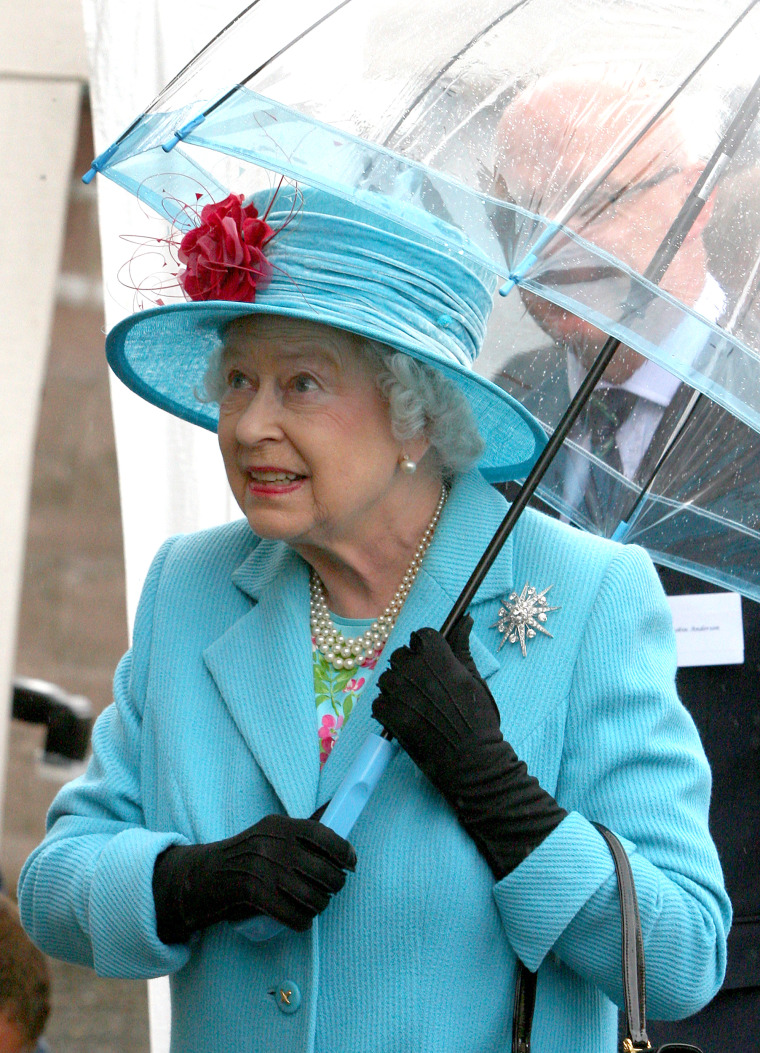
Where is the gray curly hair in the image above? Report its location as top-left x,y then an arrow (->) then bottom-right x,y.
201,334 -> 484,477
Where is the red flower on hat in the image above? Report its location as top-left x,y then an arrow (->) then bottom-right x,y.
178,193 -> 274,302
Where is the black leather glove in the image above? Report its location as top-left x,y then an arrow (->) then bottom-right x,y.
373,616 -> 566,880
152,813 -> 357,944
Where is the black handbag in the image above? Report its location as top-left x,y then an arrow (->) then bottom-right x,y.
511,823 -> 705,1053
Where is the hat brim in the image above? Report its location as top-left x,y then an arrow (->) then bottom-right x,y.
106,299 -> 546,482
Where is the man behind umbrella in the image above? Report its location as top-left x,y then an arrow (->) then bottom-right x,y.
491,64 -> 759,1050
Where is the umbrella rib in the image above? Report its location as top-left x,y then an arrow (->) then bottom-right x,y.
632,493 -> 760,544
380,0 -> 534,147
151,1 -> 263,105
603,69 -> 760,370
622,241 -> 760,532
619,390 -> 705,532
177,1 -> 356,128
236,0 -> 354,89
143,0 -> 353,114
643,70 -> 760,289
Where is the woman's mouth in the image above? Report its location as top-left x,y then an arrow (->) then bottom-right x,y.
246,468 -> 305,493
249,469 -> 300,482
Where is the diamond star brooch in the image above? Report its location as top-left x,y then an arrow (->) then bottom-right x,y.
492,584 -> 560,657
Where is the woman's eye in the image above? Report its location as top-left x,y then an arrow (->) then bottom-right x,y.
290,373 -> 319,393
226,369 -> 250,390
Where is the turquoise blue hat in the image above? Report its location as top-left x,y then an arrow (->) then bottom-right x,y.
106,185 -> 546,481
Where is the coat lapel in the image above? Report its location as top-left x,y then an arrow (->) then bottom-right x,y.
203,541 -> 321,819
203,472 -> 517,818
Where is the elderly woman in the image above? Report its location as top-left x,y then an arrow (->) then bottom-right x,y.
19,185 -> 729,1053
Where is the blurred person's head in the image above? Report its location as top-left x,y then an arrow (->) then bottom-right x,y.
0,895 -> 50,1053
703,164 -> 760,303
493,64 -> 714,382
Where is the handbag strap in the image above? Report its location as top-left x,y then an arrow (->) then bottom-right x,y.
594,823 -> 650,1050
511,822 -> 651,1052
511,951 -> 538,1053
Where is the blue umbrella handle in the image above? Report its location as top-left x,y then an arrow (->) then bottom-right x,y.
233,732 -> 399,942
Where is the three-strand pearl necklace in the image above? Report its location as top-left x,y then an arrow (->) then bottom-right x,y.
309,485 -> 448,670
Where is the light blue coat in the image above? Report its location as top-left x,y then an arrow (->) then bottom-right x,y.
19,470 -> 730,1053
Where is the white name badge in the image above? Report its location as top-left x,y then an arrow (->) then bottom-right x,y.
667,592 -> 744,668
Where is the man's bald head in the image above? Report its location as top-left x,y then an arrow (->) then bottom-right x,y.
492,64 -> 712,378
494,64 -> 699,218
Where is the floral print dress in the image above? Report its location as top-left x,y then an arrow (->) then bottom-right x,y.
312,614 -> 380,767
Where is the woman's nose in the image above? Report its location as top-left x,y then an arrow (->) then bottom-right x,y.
234,388 -> 284,445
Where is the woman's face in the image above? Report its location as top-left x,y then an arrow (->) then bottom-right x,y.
217,316 -> 410,554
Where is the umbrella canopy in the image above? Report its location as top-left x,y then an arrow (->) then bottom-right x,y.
85,0 -> 760,597
87,0 -> 760,421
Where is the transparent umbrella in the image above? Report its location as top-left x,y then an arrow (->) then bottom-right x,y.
86,0 -> 760,598
83,0 -> 760,937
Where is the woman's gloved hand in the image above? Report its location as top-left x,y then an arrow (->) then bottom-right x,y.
152,813 -> 356,944
372,615 -> 566,880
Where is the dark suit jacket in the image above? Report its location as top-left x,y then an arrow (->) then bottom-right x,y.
646,567 -> 759,1050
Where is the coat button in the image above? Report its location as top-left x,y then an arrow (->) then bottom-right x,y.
275,979 -> 301,1014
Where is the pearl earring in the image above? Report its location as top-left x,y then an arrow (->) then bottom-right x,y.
399,452 -> 417,474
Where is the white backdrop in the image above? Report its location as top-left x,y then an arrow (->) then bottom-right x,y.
81,2 -> 247,1047
81,0 -> 243,623
0,0 -> 85,846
